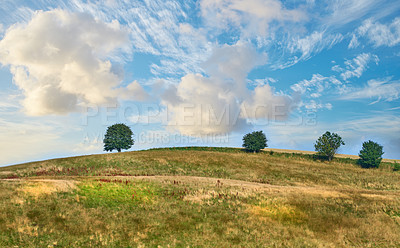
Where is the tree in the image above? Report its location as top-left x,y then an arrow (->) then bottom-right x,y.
314,131 -> 344,161
358,140 -> 384,168
242,131 -> 268,153
103,123 -> 134,153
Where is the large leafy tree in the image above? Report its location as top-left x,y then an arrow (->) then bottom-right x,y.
314,131 -> 344,161
242,131 -> 268,153
103,124 -> 134,153
358,140 -> 384,168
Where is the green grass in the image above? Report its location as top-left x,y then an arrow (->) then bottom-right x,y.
78,179 -> 159,208
0,147 -> 400,247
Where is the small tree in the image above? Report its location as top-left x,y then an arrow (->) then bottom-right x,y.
314,131 -> 344,161
242,131 -> 268,153
358,140 -> 384,168
103,123 -> 134,153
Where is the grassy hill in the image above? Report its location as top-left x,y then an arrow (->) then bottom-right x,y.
1,147 -> 400,247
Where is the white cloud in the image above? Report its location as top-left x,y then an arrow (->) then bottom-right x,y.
128,108 -> 168,125
291,32 -> 342,60
241,84 -> 295,120
290,74 -> 339,111
0,9 -> 136,116
324,0 -> 378,27
340,78 -> 400,103
81,0 -> 212,76
291,74 -> 340,96
358,17 -> 400,47
303,100 -> 332,110
335,53 -> 379,81
119,81 -> 150,102
200,0 -> 306,37
161,42 -> 297,136
277,31 -> 343,69
348,34 -> 359,49
202,41 -> 267,83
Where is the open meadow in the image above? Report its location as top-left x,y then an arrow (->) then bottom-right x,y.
1,147 -> 400,247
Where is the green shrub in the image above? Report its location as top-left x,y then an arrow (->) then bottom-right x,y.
393,162 -> 400,172
314,131 -> 345,161
358,140 -> 384,168
242,131 -> 267,153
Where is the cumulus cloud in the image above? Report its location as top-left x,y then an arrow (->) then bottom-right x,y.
119,81 -> 150,102
340,78 -> 400,103
161,42 -> 297,136
200,0 -> 306,37
0,9 -> 143,116
241,84 -> 295,120
162,73 -> 246,135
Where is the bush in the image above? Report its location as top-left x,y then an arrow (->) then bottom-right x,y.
358,140 -> 384,168
242,131 -> 267,153
314,131 -> 344,161
393,162 -> 400,172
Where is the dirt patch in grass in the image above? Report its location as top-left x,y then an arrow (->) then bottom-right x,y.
16,179 -> 77,198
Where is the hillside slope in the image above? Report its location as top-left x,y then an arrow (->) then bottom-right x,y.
1,147 -> 400,247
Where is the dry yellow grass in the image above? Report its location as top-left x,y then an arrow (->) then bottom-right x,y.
1,148 -> 400,247
16,179 -> 77,198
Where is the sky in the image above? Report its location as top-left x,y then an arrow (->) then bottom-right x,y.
0,0 -> 399,166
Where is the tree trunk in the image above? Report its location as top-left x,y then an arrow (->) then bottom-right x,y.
118,149 -> 121,152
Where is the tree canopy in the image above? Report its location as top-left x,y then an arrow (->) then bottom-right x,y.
242,131 -> 268,153
358,140 -> 384,168
103,123 -> 134,153
314,131 -> 344,161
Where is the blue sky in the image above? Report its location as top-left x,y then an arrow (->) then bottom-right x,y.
0,0 -> 399,165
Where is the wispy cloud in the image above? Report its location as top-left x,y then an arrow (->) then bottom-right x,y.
73,0 -> 213,76
357,17 -> 400,47
291,74 -> 341,97
332,53 -> 379,81
340,78 -> 400,103
273,31 -> 343,69
200,0 -> 306,38
348,34 -> 359,49
323,0 -> 379,27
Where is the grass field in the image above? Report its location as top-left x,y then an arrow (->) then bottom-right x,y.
1,147 -> 400,247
